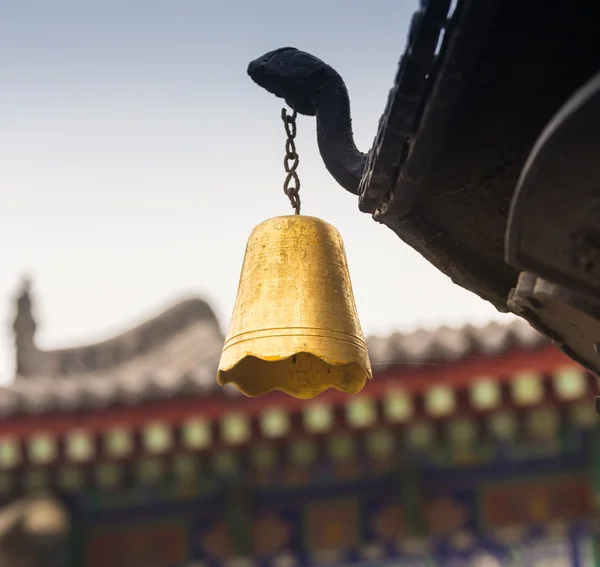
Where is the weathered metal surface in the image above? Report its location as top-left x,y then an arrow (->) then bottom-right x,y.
217,215 -> 371,398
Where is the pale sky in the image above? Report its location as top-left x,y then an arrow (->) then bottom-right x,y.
1,0 -> 514,384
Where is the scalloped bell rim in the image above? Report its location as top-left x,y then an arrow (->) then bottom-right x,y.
216,351 -> 372,399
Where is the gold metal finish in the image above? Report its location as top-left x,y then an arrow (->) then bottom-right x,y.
217,215 -> 372,399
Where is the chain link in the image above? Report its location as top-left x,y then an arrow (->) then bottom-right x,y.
281,108 -> 301,215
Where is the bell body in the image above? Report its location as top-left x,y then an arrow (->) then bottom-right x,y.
217,215 -> 372,399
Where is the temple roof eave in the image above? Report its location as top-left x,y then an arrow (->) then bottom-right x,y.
1,313 -> 553,418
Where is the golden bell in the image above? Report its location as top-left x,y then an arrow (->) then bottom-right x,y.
217,215 -> 372,399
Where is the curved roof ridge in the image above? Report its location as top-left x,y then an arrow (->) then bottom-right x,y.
21,297 -> 223,379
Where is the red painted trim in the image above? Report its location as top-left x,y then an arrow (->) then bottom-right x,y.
374,344 -> 574,392
0,345 -> 580,439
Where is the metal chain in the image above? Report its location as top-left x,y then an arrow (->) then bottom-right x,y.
281,108 -> 301,215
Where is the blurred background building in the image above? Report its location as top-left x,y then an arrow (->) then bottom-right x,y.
1,280 -> 598,567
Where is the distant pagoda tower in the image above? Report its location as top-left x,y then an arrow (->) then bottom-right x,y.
12,277 -> 38,377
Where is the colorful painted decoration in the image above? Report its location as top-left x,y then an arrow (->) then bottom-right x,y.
66,429 -> 95,462
87,522 -> 187,567
28,433 -> 56,464
304,499 -> 360,552
384,390 -> 413,422
105,427 -> 134,457
0,438 -> 20,469
261,409 -> 291,438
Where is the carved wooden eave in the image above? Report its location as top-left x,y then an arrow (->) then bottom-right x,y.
357,0 -> 600,376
